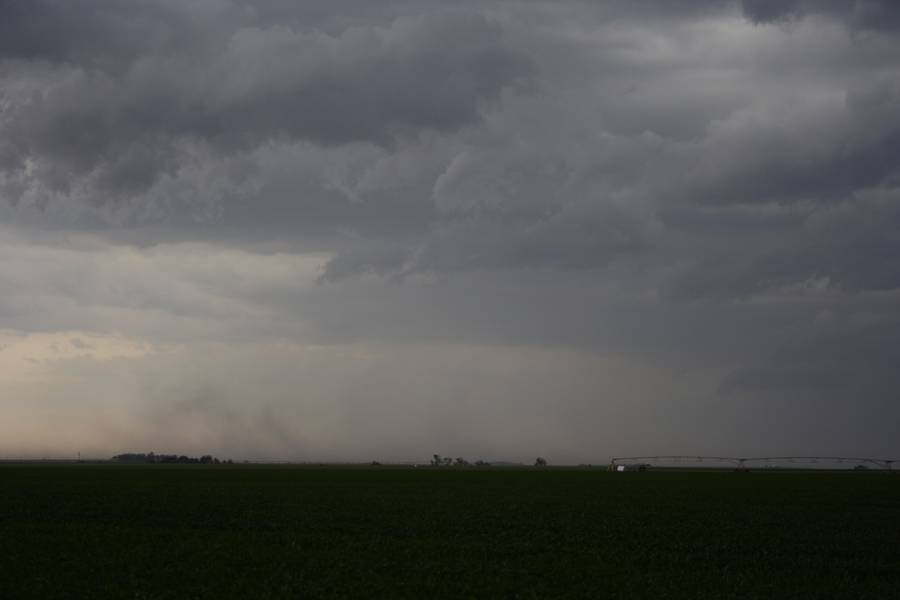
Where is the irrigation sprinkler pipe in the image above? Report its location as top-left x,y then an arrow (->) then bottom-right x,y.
609,456 -> 900,471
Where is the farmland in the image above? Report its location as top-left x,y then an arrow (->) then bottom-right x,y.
1,465 -> 898,598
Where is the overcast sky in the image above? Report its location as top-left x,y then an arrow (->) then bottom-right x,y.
1,0 -> 898,462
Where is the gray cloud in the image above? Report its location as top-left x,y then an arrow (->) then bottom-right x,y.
0,0 -> 198,65
0,5 -> 531,206
742,0 -> 900,30
1,1 -> 899,460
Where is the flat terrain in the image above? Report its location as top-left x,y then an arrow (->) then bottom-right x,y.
1,466 -> 898,598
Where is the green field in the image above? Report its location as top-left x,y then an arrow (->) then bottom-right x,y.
1,466 -> 898,598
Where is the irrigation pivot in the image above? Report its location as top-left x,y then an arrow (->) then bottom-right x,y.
608,456 -> 898,471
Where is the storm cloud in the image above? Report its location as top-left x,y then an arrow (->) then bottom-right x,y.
1,0 -> 898,461
741,0 -> 900,30
0,3 -> 531,205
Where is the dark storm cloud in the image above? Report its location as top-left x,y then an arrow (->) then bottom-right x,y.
0,0 -> 194,66
742,0 -> 900,30
0,2 -> 531,204
684,84 -> 900,207
3,0 -> 897,293
741,0 -> 803,23
2,1 -> 900,459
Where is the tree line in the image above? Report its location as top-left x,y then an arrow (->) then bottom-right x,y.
430,454 -> 548,467
111,452 -> 233,464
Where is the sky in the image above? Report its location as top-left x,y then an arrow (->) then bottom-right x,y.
1,0 -> 899,463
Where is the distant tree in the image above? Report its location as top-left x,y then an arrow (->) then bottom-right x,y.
474,460 -> 491,467
112,452 -> 223,464
454,457 -> 470,467
112,453 -> 152,463
534,457 -> 548,467
442,457 -> 453,467
432,454 -> 443,466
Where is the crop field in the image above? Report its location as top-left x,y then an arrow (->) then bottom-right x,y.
1,465 -> 898,598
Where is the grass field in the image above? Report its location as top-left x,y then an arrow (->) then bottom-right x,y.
1,465 -> 898,598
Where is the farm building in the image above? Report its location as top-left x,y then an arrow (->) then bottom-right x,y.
611,463 -> 651,472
